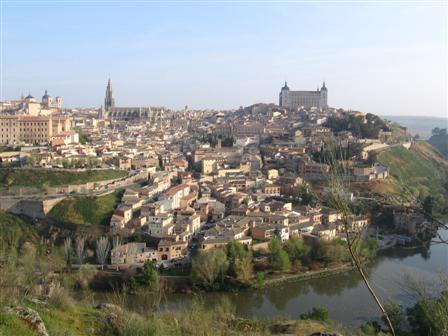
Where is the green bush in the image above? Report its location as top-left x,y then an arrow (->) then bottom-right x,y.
300,307 -> 330,323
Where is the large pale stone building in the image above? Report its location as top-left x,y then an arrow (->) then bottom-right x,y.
279,81 -> 328,110
0,114 -> 71,145
101,79 -> 164,121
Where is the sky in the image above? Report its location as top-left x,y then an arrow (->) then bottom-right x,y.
1,1 -> 447,117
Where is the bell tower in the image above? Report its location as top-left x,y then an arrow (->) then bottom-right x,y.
320,81 -> 328,109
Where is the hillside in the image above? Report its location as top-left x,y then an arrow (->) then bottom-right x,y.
0,169 -> 127,189
376,141 -> 448,216
47,190 -> 123,226
0,211 -> 38,252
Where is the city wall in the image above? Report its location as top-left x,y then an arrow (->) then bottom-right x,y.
0,198 -> 48,219
5,170 -> 148,196
0,171 -> 148,218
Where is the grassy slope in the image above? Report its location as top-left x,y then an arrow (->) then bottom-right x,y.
0,211 -> 38,252
0,301 -> 347,336
48,190 -> 123,226
0,311 -> 37,336
0,169 -> 127,188
376,141 -> 448,215
0,304 -> 104,336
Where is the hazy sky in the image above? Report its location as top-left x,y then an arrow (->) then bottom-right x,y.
2,1 -> 447,117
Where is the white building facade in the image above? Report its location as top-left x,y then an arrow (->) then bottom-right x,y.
279,82 -> 328,110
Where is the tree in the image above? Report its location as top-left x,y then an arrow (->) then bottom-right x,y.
297,184 -> 316,206
75,236 -> 86,265
96,236 -> 110,270
325,143 -> 397,336
284,236 -> 309,266
268,236 -> 291,272
140,260 -> 160,292
226,241 -> 254,285
406,282 -> 448,336
190,249 -> 229,290
226,241 -> 249,269
359,237 -> 379,259
63,237 -> 72,271
272,249 -> 291,272
233,257 -> 253,286
268,236 -> 282,255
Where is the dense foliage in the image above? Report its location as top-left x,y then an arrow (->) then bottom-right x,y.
325,113 -> 390,139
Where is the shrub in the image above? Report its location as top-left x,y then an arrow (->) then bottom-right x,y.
300,307 -> 330,323
75,264 -> 98,289
48,282 -> 74,310
255,272 -> 265,288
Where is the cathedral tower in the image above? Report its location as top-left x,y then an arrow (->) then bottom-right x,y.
104,79 -> 115,113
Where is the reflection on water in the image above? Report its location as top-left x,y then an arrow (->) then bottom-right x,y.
160,231 -> 447,327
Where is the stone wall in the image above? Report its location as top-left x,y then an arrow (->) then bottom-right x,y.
5,170 -> 148,196
42,197 -> 67,214
0,198 -> 46,219
0,171 -> 148,219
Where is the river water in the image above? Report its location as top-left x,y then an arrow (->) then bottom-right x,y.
160,231 -> 447,327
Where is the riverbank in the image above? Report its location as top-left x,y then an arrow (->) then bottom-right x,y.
263,263 -> 357,288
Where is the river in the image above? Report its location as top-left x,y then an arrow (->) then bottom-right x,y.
88,231 -> 447,328
159,231 -> 447,327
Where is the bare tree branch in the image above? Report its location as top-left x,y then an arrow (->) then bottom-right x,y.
96,236 -> 110,270
324,140 -> 396,336
75,236 -> 86,265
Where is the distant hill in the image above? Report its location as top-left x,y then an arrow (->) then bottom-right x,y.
383,115 -> 447,140
428,131 -> 448,159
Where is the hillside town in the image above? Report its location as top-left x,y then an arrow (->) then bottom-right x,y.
1,80 -> 428,271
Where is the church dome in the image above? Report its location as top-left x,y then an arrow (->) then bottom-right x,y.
282,81 -> 290,90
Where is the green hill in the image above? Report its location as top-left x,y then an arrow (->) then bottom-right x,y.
47,190 -> 123,226
377,141 -> 448,216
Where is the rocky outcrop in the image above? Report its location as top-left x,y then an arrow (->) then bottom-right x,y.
4,306 -> 49,336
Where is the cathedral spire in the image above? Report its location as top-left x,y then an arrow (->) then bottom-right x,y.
104,78 -> 115,112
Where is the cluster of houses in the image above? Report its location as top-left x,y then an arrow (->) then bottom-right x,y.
2,97 -> 409,269
99,105 -> 393,267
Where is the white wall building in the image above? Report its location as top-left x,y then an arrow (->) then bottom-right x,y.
279,81 -> 328,110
